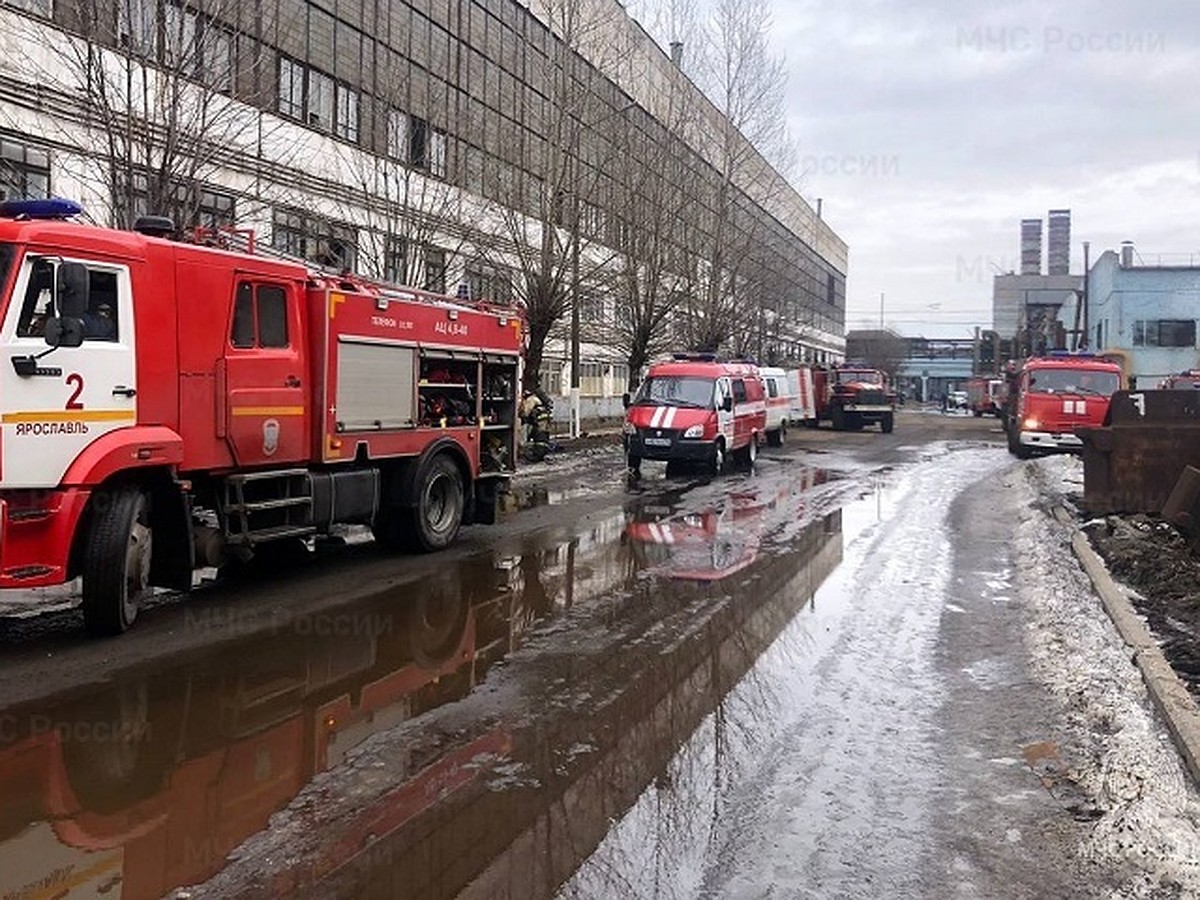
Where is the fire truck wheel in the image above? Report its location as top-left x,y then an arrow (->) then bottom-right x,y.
81,487 -> 152,636
831,406 -> 846,431
881,413 -> 895,434
627,454 -> 642,477
412,454 -> 465,552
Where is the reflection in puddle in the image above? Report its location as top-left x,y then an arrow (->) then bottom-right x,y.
0,463 -> 849,900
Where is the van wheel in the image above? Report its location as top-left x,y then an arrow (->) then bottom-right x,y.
881,413 -> 895,434
708,440 -> 726,476
735,434 -> 759,468
82,487 -> 153,636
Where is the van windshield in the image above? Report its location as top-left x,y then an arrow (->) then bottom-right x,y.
1027,368 -> 1119,396
633,376 -> 714,408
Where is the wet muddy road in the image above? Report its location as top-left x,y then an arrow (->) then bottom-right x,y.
2,411 -> 1197,898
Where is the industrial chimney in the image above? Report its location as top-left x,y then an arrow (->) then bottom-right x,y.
1020,218 -> 1043,275
1047,209 -> 1071,275
1120,241 -> 1135,268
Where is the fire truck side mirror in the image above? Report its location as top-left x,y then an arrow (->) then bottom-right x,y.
722,396 -> 734,413
44,262 -> 89,349
45,316 -> 83,349
55,262 -> 89,319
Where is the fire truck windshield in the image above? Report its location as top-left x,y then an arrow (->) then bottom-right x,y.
633,376 -> 713,408
835,369 -> 883,385
1027,368 -> 1119,396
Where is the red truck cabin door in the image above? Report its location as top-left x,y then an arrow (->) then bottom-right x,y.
222,279 -> 309,466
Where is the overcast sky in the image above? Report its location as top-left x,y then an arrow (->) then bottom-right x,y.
765,0 -> 1200,337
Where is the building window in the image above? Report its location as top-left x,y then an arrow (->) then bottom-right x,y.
464,260 -> 512,304
430,129 -> 447,177
335,85 -> 358,141
307,69 -> 334,129
387,109 -> 408,160
409,116 -> 428,168
0,139 -> 50,201
273,208 -> 357,270
385,236 -> 408,284
539,360 -> 563,396
4,0 -> 52,16
118,0 -> 157,56
580,361 -> 604,397
1133,319 -> 1196,348
578,292 -> 604,323
423,247 -> 447,294
279,58 -> 305,119
123,172 -> 235,228
278,58 -> 356,141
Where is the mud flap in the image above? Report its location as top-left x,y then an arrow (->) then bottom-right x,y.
149,477 -> 194,591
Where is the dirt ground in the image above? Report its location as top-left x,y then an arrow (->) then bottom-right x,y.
1085,513 -> 1200,691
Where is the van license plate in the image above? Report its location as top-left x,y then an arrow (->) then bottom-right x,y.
644,437 -> 671,447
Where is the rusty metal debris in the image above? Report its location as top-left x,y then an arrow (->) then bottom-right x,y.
1077,390 -> 1200,515
1161,466 -> 1200,554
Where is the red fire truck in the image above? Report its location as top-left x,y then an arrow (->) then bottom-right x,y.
1006,352 -> 1122,459
0,200 -> 523,634
813,365 -> 897,432
965,376 -> 1005,417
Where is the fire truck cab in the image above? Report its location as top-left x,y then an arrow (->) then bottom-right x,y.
0,200 -> 522,634
623,355 -> 765,476
1007,353 -> 1122,459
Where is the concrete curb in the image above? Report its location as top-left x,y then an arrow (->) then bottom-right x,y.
1053,506 -> 1200,786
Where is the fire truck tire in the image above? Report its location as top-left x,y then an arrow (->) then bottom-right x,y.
411,454 -> 465,552
831,406 -> 846,431
81,487 -> 152,636
627,454 -> 642,476
881,413 -> 895,434
767,424 -> 786,447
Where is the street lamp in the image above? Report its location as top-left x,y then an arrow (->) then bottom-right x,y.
568,100 -> 636,439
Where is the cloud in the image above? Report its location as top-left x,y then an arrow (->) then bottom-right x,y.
774,0 -> 1200,337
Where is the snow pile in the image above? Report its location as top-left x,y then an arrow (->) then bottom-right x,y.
1015,457 -> 1200,896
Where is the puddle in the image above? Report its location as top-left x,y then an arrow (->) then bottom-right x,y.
0,461 -> 853,900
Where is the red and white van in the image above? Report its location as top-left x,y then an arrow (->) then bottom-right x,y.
758,366 -> 793,446
623,356 -> 766,475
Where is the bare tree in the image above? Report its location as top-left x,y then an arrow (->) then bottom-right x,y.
684,0 -> 795,353
1,0 -> 297,228
476,0 -> 625,392
335,69 -> 472,287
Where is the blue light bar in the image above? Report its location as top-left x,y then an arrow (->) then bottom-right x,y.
0,198 -> 85,220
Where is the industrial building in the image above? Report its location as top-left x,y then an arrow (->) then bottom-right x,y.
993,210 -> 1083,354
0,0 -> 847,424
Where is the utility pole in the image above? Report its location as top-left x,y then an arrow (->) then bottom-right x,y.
1081,241 -> 1091,349
879,291 -> 884,331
